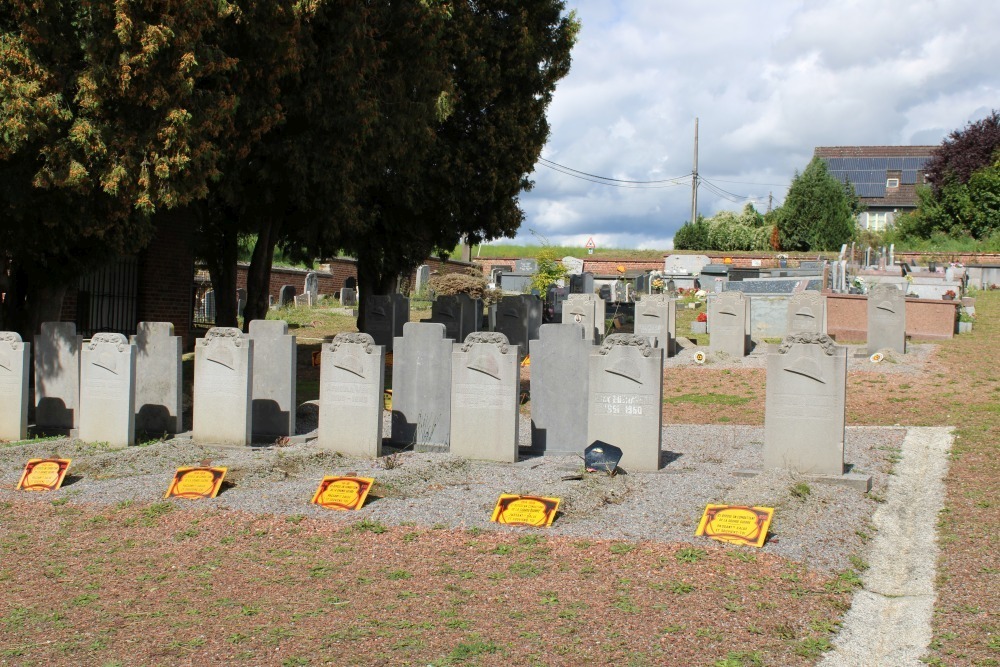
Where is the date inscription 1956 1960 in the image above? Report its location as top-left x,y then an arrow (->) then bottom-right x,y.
593,392 -> 653,416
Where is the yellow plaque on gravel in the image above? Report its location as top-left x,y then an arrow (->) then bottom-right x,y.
696,505 -> 773,548
17,458 -> 71,491
165,467 -> 227,499
490,494 -> 560,527
311,476 -> 374,510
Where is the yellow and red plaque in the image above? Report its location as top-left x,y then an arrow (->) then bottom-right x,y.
17,459 -> 71,491
696,504 -> 774,548
311,476 -> 374,510
165,467 -> 227,499
490,494 -> 561,527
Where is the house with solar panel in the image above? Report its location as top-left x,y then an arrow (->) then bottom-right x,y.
814,146 -> 937,232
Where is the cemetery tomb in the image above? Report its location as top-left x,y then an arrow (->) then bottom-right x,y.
34,322 -> 82,431
450,332 -> 519,462
193,327 -> 253,446
131,322 -> 183,434
634,295 -> 676,359
79,333 -> 136,448
391,323 -> 453,451
304,272 -> 319,297
786,291 -> 826,335
318,333 -> 385,457
529,324 -> 590,456
867,283 -> 906,355
709,291 -> 750,357
587,334 -> 664,472
362,294 -> 409,352
279,284 -> 297,307
0,332 -> 30,441
248,320 -> 296,439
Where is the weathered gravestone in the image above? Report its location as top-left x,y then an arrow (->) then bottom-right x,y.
494,295 -> 542,357
79,333 -> 136,448
391,323 -> 452,451
34,322 -> 82,431
318,333 -> 384,457
279,285 -> 297,307
427,294 -> 481,342
587,334 -> 663,472
450,332 -> 519,462
562,293 -> 605,344
204,290 -> 216,321
414,265 -> 431,295
709,291 -> 750,357
362,294 -> 409,352
528,324 -> 589,456
867,283 -> 906,355
248,320 -> 296,439
193,328 -> 253,446
515,258 -> 538,274
562,256 -> 585,275
236,289 -> 247,319
762,333 -> 870,490
304,272 -> 319,297
293,293 -> 312,308
0,332 -> 30,441
131,322 -> 182,434
340,288 -> 357,307
634,294 -> 676,359
569,272 -> 595,295
786,291 -> 826,334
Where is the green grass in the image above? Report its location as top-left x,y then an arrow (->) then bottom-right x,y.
664,393 -> 750,406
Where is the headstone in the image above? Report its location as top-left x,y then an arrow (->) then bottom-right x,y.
763,333 -> 867,487
248,320 -> 296,439
340,287 -> 357,307
587,335 -> 663,472
0,332 -> 30,441
663,254 -> 711,274
494,295 -> 542,356
562,256 -> 585,275
131,322 -> 182,434
450,332 -> 519,462
236,289 -> 247,318
562,293 -> 606,344
414,265 -> 431,295
569,272 -> 595,295
634,295 -> 676,358
428,295 -> 464,341
79,333 -> 136,448
786,291 -> 826,334
304,272 -> 319,297
529,324 -> 589,456
34,322 -> 82,431
391,323 -> 453,451
515,258 -> 538,274
318,333 -> 384,457
293,293 -> 312,308
709,291 -> 750,358
867,283 -> 906,355
204,290 -> 216,321
193,327 -> 253,446
279,285 -> 296,307
362,294 -> 409,352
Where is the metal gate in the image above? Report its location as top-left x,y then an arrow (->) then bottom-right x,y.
75,257 -> 140,338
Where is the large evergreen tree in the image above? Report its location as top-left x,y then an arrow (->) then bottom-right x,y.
775,157 -> 857,251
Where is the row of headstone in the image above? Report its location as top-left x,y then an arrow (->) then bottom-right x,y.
422,294 -> 482,343
633,294 -> 677,360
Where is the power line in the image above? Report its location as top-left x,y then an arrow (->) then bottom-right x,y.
537,160 -> 691,189
537,157 -> 691,185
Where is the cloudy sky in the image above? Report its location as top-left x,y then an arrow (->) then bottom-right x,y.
491,0 -> 1000,251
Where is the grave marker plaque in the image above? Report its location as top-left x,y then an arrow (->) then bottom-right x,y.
709,291 -> 750,357
131,322 -> 183,434
34,322 -> 82,431
867,283 -> 906,354
587,334 -> 663,472
193,328 -> 253,446
450,332 -> 519,462
79,333 -> 136,448
786,291 -> 826,334
318,333 -> 385,457
0,332 -> 30,441
248,320 -> 296,439
391,323 -> 452,452
528,324 -> 589,456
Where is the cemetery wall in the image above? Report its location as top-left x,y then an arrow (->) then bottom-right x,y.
825,293 -> 959,341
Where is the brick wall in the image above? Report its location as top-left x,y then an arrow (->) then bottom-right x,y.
138,209 -> 195,344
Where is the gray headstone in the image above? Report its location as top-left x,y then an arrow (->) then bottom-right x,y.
293,293 -> 312,308
450,332 -> 519,462
391,323 -> 453,451
236,289 -> 247,318
587,335 -> 663,472
764,333 -> 847,476
34,322 -> 82,431
340,287 -> 357,306
494,295 -> 542,356
569,272 -> 595,295
528,324 -> 590,456
664,254 -> 711,274
79,333 -> 136,448
279,285 -> 296,307
248,320 -> 296,439
204,290 -> 216,321
414,265 -> 431,295
562,293 -> 606,344
131,322 -> 182,434
304,272 -> 319,296
786,291 -> 826,335
428,295 -> 463,341
318,333 -> 384,457
515,258 -> 538,274
709,292 -> 750,358
634,295 -> 676,359
193,327 -> 253,446
562,256 -> 585,275
362,294 -> 409,352
0,332 -> 30,441
867,283 -> 906,354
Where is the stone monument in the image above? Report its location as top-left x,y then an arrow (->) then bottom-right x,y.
248,320 -> 296,439
709,291 -> 750,357
318,333 -> 385,457
34,322 -> 82,431
786,291 -> 826,335
528,324 -> 590,456
391,323 -> 453,452
450,332 -> 519,462
131,322 -> 183,434
0,332 -> 30,441
193,327 -> 253,446
362,294 -> 409,352
562,293 -> 605,344
634,294 -> 676,359
867,283 -> 906,355
79,333 -> 136,448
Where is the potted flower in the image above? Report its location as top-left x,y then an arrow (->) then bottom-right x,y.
691,311 -> 708,334
943,289 -> 956,300
958,310 -> 974,333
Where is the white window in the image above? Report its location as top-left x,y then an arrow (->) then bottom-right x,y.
866,212 -> 889,231
886,178 -> 900,188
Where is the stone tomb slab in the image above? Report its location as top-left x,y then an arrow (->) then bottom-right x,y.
494,295 -> 542,357
0,332 -> 30,441
319,333 -> 385,457
79,333 -> 136,448
131,322 -> 183,434
562,293 -> 605,344
786,291 -> 826,334
362,294 -> 409,352
34,322 -> 82,431
193,328 -> 253,446
867,283 -> 906,355
391,323 -> 453,452
709,292 -> 750,358
248,320 -> 296,439
450,333 -> 519,462
587,335 -> 664,472
634,295 -> 676,359
529,324 -> 589,456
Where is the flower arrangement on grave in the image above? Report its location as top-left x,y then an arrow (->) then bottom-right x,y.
943,290 -> 956,300
651,277 -> 665,293
696,312 -> 707,323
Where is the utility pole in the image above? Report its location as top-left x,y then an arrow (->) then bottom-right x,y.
690,118 -> 699,224
767,192 -> 773,213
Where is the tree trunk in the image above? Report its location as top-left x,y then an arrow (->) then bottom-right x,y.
204,227 -> 239,328
355,249 -> 399,332
0,263 -> 68,339
242,218 -> 283,330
